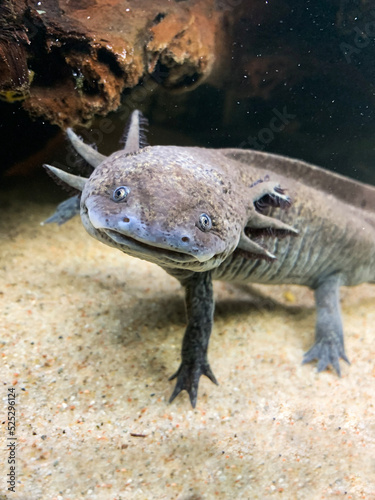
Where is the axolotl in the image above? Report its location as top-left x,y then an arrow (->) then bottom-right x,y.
45,110 -> 375,407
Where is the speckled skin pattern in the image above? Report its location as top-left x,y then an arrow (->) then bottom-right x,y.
47,130 -> 375,407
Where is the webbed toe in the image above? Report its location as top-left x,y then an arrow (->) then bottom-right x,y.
302,339 -> 350,376
169,360 -> 218,408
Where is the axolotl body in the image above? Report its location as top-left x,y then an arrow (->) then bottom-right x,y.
46,110 -> 375,407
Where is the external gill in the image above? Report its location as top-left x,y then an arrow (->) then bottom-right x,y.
236,180 -> 298,260
66,128 -> 106,168
41,164 -> 88,226
64,110 -> 148,168
251,179 -> 292,212
120,109 -> 149,152
237,232 -> 276,261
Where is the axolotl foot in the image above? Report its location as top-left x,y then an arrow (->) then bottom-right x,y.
302,274 -> 350,376
169,359 -> 218,408
302,338 -> 350,376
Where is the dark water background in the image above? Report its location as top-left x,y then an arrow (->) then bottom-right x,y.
1,0 -> 375,186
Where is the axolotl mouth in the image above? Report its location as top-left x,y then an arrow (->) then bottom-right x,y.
102,228 -> 211,264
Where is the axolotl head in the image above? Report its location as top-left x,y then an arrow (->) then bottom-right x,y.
79,146 -> 251,271
45,112 -> 297,272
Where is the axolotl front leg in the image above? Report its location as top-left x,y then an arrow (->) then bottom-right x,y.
169,271 -> 218,407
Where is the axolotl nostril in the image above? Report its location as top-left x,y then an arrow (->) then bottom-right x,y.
44,110 -> 375,407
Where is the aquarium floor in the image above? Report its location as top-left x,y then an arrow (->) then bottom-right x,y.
1,177 -> 375,500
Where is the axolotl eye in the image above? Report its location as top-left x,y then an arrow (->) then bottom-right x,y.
112,186 -> 130,202
198,213 -> 212,232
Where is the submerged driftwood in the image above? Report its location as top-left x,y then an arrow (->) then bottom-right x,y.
1,0 -> 374,129
0,0 -> 229,127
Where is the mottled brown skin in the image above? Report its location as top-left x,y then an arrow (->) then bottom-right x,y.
45,113 -> 375,407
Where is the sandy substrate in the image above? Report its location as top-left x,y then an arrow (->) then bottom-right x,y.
1,176 -> 375,499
